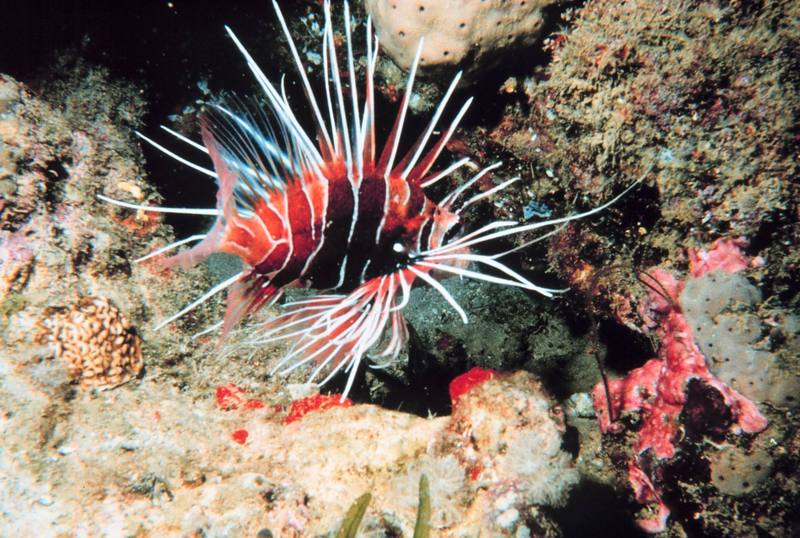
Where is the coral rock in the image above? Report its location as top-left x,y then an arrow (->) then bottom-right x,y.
446,371 -> 578,534
365,0 -> 559,78
40,297 -> 143,389
592,240 -> 772,532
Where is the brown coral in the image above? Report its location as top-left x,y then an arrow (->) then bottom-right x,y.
40,297 -> 143,389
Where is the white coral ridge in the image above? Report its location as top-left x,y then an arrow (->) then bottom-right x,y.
365,0 -> 559,76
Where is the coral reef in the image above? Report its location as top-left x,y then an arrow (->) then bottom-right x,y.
461,0 -> 799,315
591,239 -> 799,534
38,297 -> 144,389
0,72 -> 219,385
365,0 -> 560,79
3,0 -> 798,535
431,3 -> 800,529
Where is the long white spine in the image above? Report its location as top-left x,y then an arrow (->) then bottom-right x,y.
323,1 -> 354,183
383,39 -> 424,180
343,1 -> 363,180
400,71 -> 463,180
272,0 -> 334,153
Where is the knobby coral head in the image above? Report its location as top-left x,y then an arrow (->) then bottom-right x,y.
101,0 -> 641,398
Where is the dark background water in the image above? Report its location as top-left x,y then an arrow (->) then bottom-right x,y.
3,0 -> 271,111
2,0 -> 287,235
1,1 -> 525,224
0,0 -> 537,234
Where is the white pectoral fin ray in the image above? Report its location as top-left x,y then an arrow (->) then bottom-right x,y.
408,266 -> 469,323
97,194 -> 220,216
155,271 -> 244,331
433,167 -> 651,255
135,131 -> 217,178
135,234 -> 207,263
259,276 -> 408,399
272,0 -> 333,152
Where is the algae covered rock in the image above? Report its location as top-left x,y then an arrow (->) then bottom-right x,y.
470,0 -> 799,315
405,277 -> 599,396
0,72 -> 216,386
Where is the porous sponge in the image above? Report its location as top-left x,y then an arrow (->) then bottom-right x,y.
709,444 -> 773,497
681,271 -> 800,408
365,0 -> 559,78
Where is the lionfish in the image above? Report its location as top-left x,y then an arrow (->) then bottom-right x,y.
101,1 -> 637,398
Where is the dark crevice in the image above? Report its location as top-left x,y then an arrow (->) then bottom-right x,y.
598,317 -> 653,375
549,479 -> 647,538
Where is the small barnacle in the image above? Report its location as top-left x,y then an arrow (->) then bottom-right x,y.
39,296 -> 143,389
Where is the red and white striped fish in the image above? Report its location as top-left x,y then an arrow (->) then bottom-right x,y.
102,1 -> 639,397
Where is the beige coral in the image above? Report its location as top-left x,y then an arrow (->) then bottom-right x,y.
40,297 -> 143,389
365,0 -> 559,77
445,371 -> 578,533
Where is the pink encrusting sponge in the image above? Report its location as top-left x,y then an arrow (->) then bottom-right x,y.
592,238 -> 768,533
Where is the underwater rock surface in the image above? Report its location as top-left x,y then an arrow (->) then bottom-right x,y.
0,73 -> 216,376
405,277 -> 599,397
1,346 -> 577,536
460,0 -> 800,317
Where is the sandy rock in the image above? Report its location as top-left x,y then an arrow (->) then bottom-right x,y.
0,349 -> 579,537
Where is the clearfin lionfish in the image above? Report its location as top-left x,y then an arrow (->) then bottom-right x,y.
101,1 -> 640,398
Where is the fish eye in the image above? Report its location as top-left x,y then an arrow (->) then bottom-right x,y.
392,242 -> 405,254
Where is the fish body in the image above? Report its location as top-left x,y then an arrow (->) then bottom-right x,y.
208,135 -> 439,293
102,1 -> 641,398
